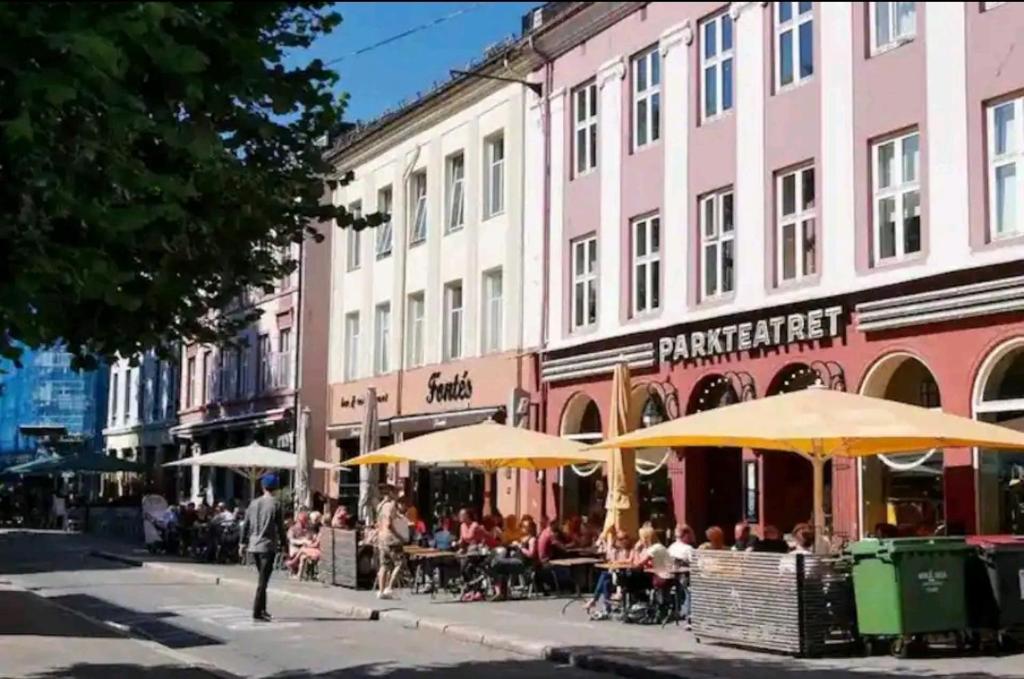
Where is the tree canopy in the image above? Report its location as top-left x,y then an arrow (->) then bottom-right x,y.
0,2 -> 373,369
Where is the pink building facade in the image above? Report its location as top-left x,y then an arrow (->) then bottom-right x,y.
518,2 -> 1024,540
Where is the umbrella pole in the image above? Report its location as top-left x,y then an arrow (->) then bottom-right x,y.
811,453 -> 827,554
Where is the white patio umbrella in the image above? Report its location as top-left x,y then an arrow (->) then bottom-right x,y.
164,442 -> 336,499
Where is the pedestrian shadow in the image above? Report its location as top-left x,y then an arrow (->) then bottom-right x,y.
0,590 -> 122,638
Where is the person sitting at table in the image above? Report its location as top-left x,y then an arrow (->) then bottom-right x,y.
516,515 -> 539,561
479,515 -> 501,549
210,502 -> 234,527
196,499 -> 212,522
293,511 -> 323,577
431,516 -> 455,550
456,508 -> 485,549
285,510 -> 313,575
330,504 -> 352,529
791,523 -> 815,554
538,519 -> 568,563
733,521 -> 758,551
752,524 -> 789,553
502,514 -> 522,545
562,515 -> 582,547
585,529 -> 632,619
406,506 -> 427,545
698,526 -> 727,551
488,510 -> 505,542
668,524 -> 696,564
578,513 -> 601,549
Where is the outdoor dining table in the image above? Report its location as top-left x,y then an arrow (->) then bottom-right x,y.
549,556 -> 602,613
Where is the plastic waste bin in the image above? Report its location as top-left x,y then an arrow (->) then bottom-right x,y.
849,537 -> 971,655
966,535 -> 1024,644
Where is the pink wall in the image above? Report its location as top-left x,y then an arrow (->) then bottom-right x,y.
851,2 -> 928,273
965,2 -> 1024,251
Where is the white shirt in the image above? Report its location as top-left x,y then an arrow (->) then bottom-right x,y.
668,540 -> 695,564
646,543 -> 673,576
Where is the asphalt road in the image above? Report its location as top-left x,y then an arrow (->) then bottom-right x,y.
0,530 -> 603,679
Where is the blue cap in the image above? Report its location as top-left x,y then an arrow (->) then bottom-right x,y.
260,473 -> 279,490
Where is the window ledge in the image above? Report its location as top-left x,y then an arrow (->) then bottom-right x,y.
409,238 -> 426,248
573,168 -> 598,181
483,210 -> 505,222
445,226 -> 465,236
871,36 -> 915,58
632,139 -> 662,154
697,292 -> 736,310
772,273 -> 822,294
774,76 -> 814,97
699,109 -> 734,127
569,324 -> 599,337
629,308 -> 662,324
989,230 -> 1024,246
376,251 -> 393,261
872,251 -> 925,270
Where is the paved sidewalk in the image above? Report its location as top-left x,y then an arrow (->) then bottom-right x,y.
70,532 -> 1024,679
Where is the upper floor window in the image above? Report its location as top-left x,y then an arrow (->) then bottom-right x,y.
346,201 -> 362,271
632,215 -> 661,316
574,81 -> 598,175
237,346 -> 249,398
374,303 -> 391,375
123,367 -> 133,421
409,171 -> 428,245
872,130 -> 921,263
110,371 -> 119,423
203,350 -> 214,404
571,235 -> 598,331
776,2 -> 813,90
481,269 -> 503,354
186,357 -> 196,408
777,166 -> 817,282
278,328 -> 293,389
406,292 -> 425,368
150,361 -> 161,422
701,11 -> 734,121
257,334 -> 271,394
871,2 -> 916,54
443,281 -> 464,361
446,152 -> 465,233
700,189 -> 735,299
376,187 -> 393,258
219,348 -> 237,400
484,134 -> 505,218
632,47 -> 661,149
344,312 -> 360,381
989,97 -> 1024,240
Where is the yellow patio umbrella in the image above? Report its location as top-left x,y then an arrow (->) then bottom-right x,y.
603,363 -> 639,539
340,421 -> 607,472
590,385 -> 1024,551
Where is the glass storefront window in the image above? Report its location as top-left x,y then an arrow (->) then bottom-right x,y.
975,343 -> 1024,535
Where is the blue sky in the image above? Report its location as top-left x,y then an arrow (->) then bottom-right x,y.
291,2 -> 540,123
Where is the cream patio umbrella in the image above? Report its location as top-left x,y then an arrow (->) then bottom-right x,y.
603,363 -> 639,539
590,385 -> 1024,552
340,421 -> 607,472
164,442 -> 337,500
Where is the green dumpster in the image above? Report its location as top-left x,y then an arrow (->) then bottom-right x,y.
849,537 -> 971,651
966,535 -> 1024,645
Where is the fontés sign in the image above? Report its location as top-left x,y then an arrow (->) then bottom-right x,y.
658,305 -> 844,365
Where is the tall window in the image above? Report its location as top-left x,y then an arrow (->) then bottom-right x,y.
632,215 -> 661,316
124,367 -> 133,421
151,360 -> 161,422
481,269 -> 503,354
238,344 -> 250,397
344,312 -> 360,381
574,82 -> 598,175
110,371 -> 119,423
186,357 -> 196,408
278,328 -> 293,389
443,281 -> 464,361
777,166 -> 816,282
700,189 -> 735,298
219,348 -> 236,400
872,131 -> 921,263
571,235 -> 598,331
485,134 -> 505,218
701,11 -> 734,121
871,2 -> 916,54
446,152 -> 465,232
776,2 -> 813,90
406,293 -> 425,368
409,171 -> 428,244
203,350 -> 214,404
374,303 -> 391,375
376,187 -> 393,258
632,47 -> 661,149
346,202 -> 362,271
988,97 -> 1023,240
257,334 -> 271,393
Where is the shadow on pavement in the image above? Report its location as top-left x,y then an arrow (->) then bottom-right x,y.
0,530 -> 138,576
0,590 -> 122,638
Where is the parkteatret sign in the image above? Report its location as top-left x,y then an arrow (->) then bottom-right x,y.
658,305 -> 844,365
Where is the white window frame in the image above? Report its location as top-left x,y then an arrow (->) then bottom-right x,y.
409,171 -> 428,245
632,46 -> 661,149
484,134 -> 505,219
700,189 -> 736,299
987,97 -> 1024,241
775,2 -> 814,91
700,11 -> 734,122
203,350 -> 214,404
110,371 -> 119,422
346,201 -> 362,271
872,130 -> 921,263
376,187 -> 393,258
869,2 -> 916,55
983,1 -> 1007,9
343,312 -> 360,382
406,293 -> 425,368
278,328 -> 293,390
481,269 -> 503,355
446,152 -> 465,233
257,334 -> 270,393
631,215 -> 661,316
186,357 -> 196,408
574,81 -> 598,175
777,166 -> 817,283
571,235 -> 599,331
374,303 -> 391,375
443,281 -> 463,361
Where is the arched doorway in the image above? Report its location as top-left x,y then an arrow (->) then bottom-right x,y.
560,393 -> 605,521
860,354 -> 943,537
682,375 -> 743,539
974,340 -> 1024,535
629,385 -> 676,533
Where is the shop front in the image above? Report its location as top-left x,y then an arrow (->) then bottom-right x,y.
540,267 -> 1024,540
326,351 -> 534,526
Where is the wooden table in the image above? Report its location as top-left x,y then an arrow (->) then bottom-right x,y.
595,561 -> 636,571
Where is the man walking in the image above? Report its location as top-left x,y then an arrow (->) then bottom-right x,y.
241,473 -> 287,622
375,485 -> 405,599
